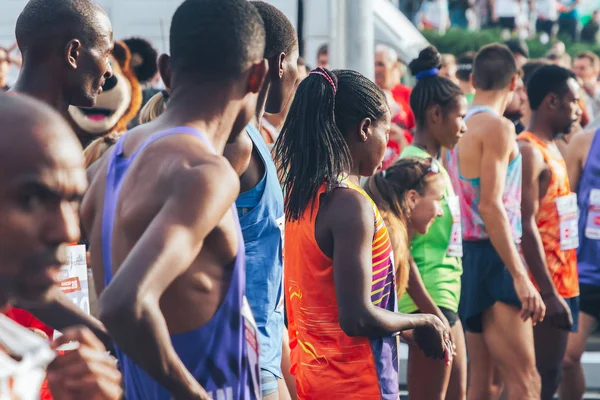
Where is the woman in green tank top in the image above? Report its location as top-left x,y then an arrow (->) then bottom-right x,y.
370,46 -> 469,400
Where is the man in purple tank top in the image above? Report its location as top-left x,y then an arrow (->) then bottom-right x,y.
447,44 -> 545,399
81,1 -> 268,398
560,128 -> 600,399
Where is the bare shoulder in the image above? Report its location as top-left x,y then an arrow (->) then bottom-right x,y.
569,128 -> 596,150
518,139 -> 544,171
169,155 -> 240,213
324,187 -> 374,232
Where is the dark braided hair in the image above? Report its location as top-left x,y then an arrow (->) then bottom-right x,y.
274,68 -> 388,222
409,46 -> 463,126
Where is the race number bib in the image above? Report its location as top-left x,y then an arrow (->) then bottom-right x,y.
556,193 -> 579,250
0,315 -> 55,400
54,245 -> 90,339
446,195 -> 463,257
241,296 -> 261,399
585,189 -> 600,240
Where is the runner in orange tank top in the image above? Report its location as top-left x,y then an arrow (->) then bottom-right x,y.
274,67 -> 451,399
518,65 -> 582,400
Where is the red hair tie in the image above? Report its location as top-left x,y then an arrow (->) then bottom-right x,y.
309,67 -> 336,94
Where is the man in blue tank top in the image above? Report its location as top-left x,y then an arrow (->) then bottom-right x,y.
560,128 -> 600,399
81,1 -> 268,398
225,3 -> 299,398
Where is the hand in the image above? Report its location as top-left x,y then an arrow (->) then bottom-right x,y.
513,274 -> 546,325
435,311 -> 457,357
413,315 -> 453,364
541,292 -> 573,330
492,14 -> 499,23
47,327 -> 123,400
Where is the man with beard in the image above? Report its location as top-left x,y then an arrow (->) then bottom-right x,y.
504,75 -> 527,134
517,65 -> 583,400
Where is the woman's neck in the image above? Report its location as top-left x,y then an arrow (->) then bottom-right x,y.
412,128 -> 441,159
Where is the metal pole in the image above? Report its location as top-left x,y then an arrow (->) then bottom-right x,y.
345,0 -> 374,80
329,0 -> 347,70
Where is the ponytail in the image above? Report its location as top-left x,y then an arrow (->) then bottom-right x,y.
139,90 -> 168,125
275,68 -> 387,221
83,133 -> 122,168
409,46 -> 463,126
364,157 -> 435,297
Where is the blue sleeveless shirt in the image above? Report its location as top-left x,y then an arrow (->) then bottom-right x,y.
577,129 -> 600,287
236,124 -> 285,378
101,127 -> 261,400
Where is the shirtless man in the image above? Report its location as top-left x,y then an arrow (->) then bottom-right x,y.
0,94 -> 121,400
7,0 -> 114,349
517,65 -> 582,400
224,3 -> 298,399
11,0 -> 113,116
560,115 -> 600,400
81,0 -> 267,398
446,44 -> 545,399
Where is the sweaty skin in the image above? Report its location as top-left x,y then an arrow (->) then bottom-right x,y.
0,94 -> 121,400
81,63 -> 266,398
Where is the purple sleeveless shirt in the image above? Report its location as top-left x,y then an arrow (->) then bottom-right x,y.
100,127 -> 261,399
577,129 -> 600,287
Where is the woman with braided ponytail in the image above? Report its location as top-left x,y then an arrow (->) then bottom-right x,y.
386,46 -> 469,400
275,67 -> 452,399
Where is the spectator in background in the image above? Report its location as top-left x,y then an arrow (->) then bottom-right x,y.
417,0 -> 451,33
317,43 -> 328,68
491,0 -> 521,34
375,44 -> 415,168
0,44 -> 21,91
440,53 -> 459,84
449,0 -> 470,28
297,56 -> 308,82
0,48 -> 10,91
534,0 -> 559,39
456,52 -> 476,104
505,38 -> 529,68
573,51 -> 600,120
558,0 -> 580,42
581,10 -> 600,44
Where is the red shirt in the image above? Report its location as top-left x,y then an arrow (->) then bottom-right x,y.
3,306 -> 55,400
4,307 -> 54,339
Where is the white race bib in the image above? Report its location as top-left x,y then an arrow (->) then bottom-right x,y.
54,245 -> 90,339
241,296 -> 261,399
556,193 -> 579,250
585,189 -> 600,240
446,195 -> 463,257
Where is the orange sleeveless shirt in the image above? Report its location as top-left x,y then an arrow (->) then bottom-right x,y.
518,132 -> 579,298
284,179 -> 399,399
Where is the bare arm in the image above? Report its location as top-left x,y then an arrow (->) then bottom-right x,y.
518,142 -> 556,295
565,130 -> 591,193
478,120 -> 545,323
98,159 -> 239,399
328,189 -> 447,359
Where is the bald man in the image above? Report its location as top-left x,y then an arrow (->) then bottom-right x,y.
0,93 -> 121,400
11,0 -> 113,116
